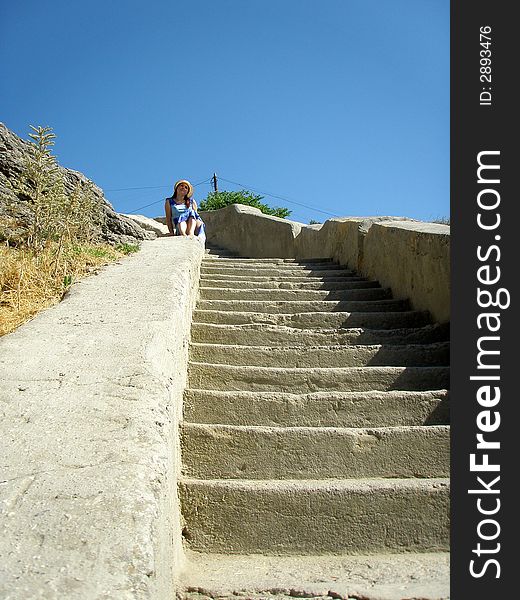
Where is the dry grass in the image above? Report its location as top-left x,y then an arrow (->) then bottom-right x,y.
1,125 -> 142,336
0,240 -> 135,336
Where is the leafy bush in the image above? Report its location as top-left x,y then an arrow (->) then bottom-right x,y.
199,189 -> 291,219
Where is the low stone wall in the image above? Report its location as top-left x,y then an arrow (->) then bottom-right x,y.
198,205 -> 450,323
362,221 -> 450,324
0,238 -> 204,599
201,204 -> 302,258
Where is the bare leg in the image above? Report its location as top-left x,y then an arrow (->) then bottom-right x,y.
178,220 -> 188,236
194,219 -> 203,235
186,217 -> 196,237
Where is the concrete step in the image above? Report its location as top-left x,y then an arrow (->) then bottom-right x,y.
179,477 -> 450,554
196,299 -> 410,313
189,342 -> 450,367
181,423 -> 449,480
201,261 -> 353,271
199,287 -> 391,301
184,389 -> 450,427
190,322 -> 449,345
192,310 -> 431,329
200,266 -> 358,277
200,273 -> 368,283
199,278 -> 380,290
205,245 -> 237,254
204,251 -> 238,258
203,257 -> 336,265
183,253 -> 450,564
188,363 -> 450,392
177,549 -> 450,600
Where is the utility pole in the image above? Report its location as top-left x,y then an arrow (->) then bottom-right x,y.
212,172 -> 218,193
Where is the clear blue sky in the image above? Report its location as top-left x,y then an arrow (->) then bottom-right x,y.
1,0 -> 449,224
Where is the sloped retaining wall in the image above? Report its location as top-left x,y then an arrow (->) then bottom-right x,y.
200,205 -> 450,323
0,238 -> 204,599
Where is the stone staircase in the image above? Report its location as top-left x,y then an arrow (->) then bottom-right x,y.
177,246 -> 450,599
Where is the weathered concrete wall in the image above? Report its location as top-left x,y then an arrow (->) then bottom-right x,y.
194,205 -> 450,323
0,238 -> 204,599
200,204 -> 302,258
362,221 -> 450,324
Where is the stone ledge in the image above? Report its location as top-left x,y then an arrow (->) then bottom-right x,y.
363,221 -> 450,324
0,238 -> 204,599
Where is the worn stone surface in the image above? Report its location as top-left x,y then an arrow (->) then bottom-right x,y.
0,122 -> 154,245
192,205 -> 450,323
363,221 -> 451,324
199,285 -> 390,300
122,213 -> 171,236
189,363 -> 449,392
183,389 -> 450,428
190,322 -> 449,346
0,237 -> 204,599
201,264 -> 357,277
180,251 -> 450,596
181,423 -> 450,479
180,477 -> 449,554
293,216 -> 417,265
193,309 -> 431,329
200,204 -> 302,258
199,278 -> 379,289
301,218 -> 450,323
0,208 -> 450,598
189,341 -> 450,367
177,248 -> 450,600
177,550 -> 450,600
197,298 -> 410,314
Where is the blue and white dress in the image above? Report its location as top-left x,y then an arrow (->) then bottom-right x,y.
168,198 -> 201,224
167,197 -> 205,238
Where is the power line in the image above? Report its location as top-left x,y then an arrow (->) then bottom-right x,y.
110,173 -> 336,221
126,199 -> 165,214
217,176 -> 340,218
122,179 -> 212,214
106,177 -> 212,193
106,184 -> 170,192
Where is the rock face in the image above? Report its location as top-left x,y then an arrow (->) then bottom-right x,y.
121,213 -> 170,237
0,122 -> 154,245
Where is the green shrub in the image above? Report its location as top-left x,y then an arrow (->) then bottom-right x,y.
199,190 -> 291,219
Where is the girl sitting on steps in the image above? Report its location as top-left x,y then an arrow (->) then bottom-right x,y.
165,179 -> 204,238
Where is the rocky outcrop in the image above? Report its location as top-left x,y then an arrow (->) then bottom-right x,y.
121,213 -> 170,237
0,122 -> 154,245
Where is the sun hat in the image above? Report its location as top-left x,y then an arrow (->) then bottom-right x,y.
174,179 -> 193,198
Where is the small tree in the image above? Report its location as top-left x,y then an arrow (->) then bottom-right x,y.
12,126 -> 66,250
10,125 -> 105,252
199,189 -> 291,219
